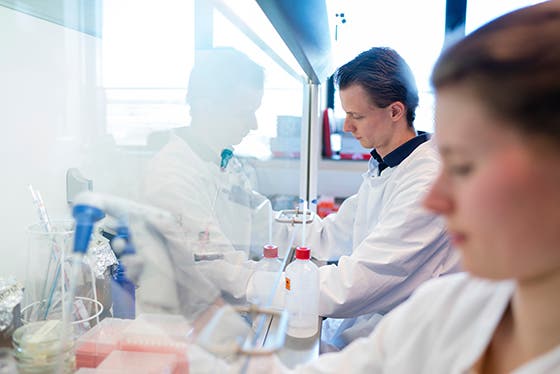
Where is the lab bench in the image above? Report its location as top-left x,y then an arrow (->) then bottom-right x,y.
271,315 -> 321,369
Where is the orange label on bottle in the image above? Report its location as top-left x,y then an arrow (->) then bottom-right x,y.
285,277 -> 291,291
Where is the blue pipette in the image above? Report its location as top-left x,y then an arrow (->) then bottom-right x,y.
72,204 -> 105,253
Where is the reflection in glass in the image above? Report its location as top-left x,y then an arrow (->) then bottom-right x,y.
143,47 -> 269,258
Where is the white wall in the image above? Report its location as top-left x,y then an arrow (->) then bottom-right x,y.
0,7 -> 101,280
254,158 -> 364,200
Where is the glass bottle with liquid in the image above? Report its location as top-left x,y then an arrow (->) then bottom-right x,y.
284,246 -> 319,338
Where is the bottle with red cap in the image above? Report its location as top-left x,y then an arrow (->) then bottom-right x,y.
248,244 -> 284,308
284,246 -> 319,338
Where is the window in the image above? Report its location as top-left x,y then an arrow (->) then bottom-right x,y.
327,0 -> 446,136
212,5 -> 304,160
102,0 -> 195,146
102,0 -> 305,162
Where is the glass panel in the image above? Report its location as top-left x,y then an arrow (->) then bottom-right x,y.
102,0 -> 195,146
0,0 -> 101,37
2,0 -> 306,368
213,7 -> 304,161
209,5 -> 306,362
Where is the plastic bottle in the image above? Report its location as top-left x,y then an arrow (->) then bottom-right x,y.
248,244 -> 283,308
284,246 -> 319,338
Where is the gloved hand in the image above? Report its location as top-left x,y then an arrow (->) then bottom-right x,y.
195,252 -> 257,300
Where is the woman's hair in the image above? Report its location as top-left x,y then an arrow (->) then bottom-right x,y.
334,47 -> 419,127
431,1 -> 560,144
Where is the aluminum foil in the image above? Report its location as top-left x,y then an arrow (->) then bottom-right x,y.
86,241 -> 118,279
0,276 -> 23,332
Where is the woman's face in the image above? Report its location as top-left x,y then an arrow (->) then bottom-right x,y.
424,85 -> 560,281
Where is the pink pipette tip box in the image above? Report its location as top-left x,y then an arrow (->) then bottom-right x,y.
97,350 -> 178,373
117,314 -> 191,373
75,318 -> 132,368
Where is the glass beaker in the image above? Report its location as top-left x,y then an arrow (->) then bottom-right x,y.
12,321 -> 75,374
20,297 -> 103,337
23,221 -> 75,323
23,221 -> 102,335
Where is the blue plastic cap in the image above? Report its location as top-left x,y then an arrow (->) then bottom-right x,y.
220,148 -> 233,170
72,204 -> 105,253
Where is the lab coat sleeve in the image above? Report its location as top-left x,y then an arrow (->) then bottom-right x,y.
301,194 -> 359,260
195,255 -> 257,300
318,156 -> 453,318
133,208 -> 222,319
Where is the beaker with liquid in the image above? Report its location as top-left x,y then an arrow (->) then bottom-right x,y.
12,320 -> 75,374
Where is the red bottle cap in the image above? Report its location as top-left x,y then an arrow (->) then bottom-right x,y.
263,244 -> 278,258
295,246 -> 310,260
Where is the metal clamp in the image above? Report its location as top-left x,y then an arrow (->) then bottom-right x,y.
275,209 -> 314,225
196,304 -> 288,357
237,304 -> 288,356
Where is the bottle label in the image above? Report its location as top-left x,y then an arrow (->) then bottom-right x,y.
285,276 -> 291,291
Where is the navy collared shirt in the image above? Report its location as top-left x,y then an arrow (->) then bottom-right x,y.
370,132 -> 431,175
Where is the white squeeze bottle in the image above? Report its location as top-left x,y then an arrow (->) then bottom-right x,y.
248,244 -> 284,308
284,246 -> 319,338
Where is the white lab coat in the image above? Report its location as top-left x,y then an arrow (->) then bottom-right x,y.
303,139 -> 460,349
139,134 -> 265,312
239,272 -> 560,373
144,133 -> 266,254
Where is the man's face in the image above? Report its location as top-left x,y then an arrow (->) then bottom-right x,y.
339,84 -> 395,153
219,87 -> 263,148
191,87 -> 262,150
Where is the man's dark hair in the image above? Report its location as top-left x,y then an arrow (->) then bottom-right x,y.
334,47 -> 419,127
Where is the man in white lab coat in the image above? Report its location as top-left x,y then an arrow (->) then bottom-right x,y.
139,48 -> 270,313
307,47 -> 460,351
140,46 -> 458,349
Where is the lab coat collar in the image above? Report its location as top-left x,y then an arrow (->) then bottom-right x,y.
370,132 -> 430,175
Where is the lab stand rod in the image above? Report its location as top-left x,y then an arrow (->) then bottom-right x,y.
299,80 -> 321,210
